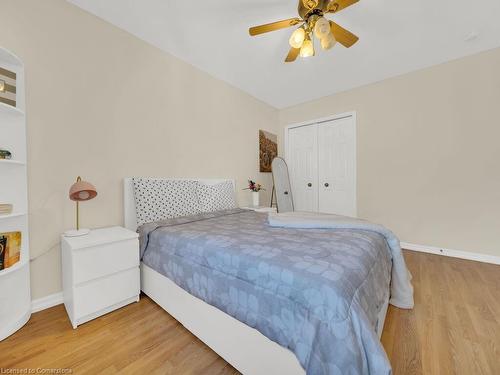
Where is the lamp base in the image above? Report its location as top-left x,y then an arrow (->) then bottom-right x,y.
64,228 -> 90,237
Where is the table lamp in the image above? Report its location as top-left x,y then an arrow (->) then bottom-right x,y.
65,176 -> 97,237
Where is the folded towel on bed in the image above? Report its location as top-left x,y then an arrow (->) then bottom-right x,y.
268,211 -> 414,309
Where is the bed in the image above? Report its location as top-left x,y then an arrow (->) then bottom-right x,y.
123,178 -> 402,374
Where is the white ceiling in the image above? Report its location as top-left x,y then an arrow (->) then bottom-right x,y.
68,0 -> 500,108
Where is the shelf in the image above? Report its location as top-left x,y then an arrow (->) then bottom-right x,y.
0,212 -> 26,220
0,159 -> 26,166
0,258 -> 28,277
0,101 -> 24,117
0,46 -> 29,343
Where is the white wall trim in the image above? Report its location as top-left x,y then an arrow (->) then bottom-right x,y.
284,111 -> 357,131
31,292 -> 63,313
401,242 -> 500,265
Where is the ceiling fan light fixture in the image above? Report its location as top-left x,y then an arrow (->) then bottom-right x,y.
289,27 -> 306,49
299,36 -> 314,58
321,32 -> 337,50
249,0 -> 360,63
313,17 -> 330,39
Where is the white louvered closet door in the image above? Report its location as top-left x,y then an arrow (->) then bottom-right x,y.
287,115 -> 356,216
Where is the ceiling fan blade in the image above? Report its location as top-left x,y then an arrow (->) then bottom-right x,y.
327,0 -> 359,13
330,21 -> 359,48
249,18 -> 302,36
285,47 -> 301,63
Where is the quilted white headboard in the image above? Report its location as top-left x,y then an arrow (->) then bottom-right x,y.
123,177 -> 235,231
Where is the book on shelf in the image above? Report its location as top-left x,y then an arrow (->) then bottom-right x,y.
0,204 -> 13,215
0,231 -> 21,270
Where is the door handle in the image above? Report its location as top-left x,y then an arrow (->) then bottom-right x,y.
307,183 -> 312,187
284,191 -> 289,195
324,183 -> 329,187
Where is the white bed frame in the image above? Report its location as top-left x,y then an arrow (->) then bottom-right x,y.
124,178 -> 389,375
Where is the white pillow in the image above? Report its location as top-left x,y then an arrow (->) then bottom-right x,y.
133,178 -> 200,226
197,181 -> 237,213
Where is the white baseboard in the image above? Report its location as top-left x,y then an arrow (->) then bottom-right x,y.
31,292 -> 63,313
401,242 -> 500,265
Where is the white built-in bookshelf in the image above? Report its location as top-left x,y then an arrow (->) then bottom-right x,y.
0,47 -> 31,341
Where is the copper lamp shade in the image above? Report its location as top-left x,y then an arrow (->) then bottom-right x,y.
69,177 -> 97,201
65,176 -> 97,237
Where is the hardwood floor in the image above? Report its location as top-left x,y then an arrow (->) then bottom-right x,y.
1,251 -> 498,374
382,251 -> 500,375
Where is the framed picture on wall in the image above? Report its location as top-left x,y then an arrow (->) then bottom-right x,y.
259,130 -> 278,173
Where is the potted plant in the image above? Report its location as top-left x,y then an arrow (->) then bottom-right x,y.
244,180 -> 265,207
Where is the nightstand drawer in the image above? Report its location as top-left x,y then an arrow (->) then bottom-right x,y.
73,238 -> 139,285
74,267 -> 139,319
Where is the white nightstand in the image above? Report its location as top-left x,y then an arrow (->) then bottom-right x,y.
241,206 -> 277,213
61,226 -> 140,329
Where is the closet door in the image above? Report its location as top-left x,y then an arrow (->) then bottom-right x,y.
287,124 -> 318,212
318,116 -> 356,216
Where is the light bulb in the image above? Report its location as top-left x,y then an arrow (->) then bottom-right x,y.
78,191 -> 90,200
321,33 -> 337,50
289,28 -> 305,49
300,38 -> 314,58
314,17 -> 330,39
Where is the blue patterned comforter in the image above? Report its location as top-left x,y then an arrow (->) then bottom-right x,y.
139,209 -> 394,374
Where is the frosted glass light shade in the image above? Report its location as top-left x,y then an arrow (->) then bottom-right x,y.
321,33 -> 337,50
300,39 -> 314,57
289,28 -> 306,49
314,17 -> 330,39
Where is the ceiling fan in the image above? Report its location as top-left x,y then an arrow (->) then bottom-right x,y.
249,0 -> 360,63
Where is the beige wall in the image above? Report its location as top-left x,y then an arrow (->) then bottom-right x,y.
1,0 -> 279,300
279,47 -> 500,258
